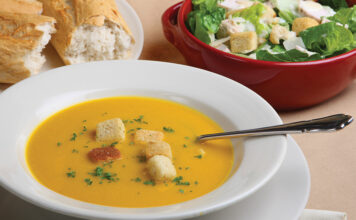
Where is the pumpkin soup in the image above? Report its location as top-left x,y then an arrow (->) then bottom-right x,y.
26,97 -> 234,207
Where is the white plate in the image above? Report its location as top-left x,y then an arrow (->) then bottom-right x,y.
0,60 -> 287,219
41,0 -> 144,71
0,135 -> 309,220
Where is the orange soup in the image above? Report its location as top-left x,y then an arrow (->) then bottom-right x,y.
26,97 -> 234,207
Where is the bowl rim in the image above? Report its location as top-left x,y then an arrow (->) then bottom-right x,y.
178,0 -> 356,66
0,60 -> 287,220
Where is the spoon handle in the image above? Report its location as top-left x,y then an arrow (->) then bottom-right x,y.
197,114 -> 353,142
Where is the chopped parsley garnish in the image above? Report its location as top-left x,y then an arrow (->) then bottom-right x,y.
194,154 -> 202,159
134,115 -> 144,123
129,141 -> 135,146
185,167 -> 190,170
143,180 -> 155,186
133,177 -> 141,182
172,176 -> 190,185
66,171 -> 76,178
177,181 -> 190,186
183,144 -> 188,148
70,133 -> 77,141
127,129 -> 135,133
184,136 -> 190,140
101,144 -> 107,147
90,167 -> 103,176
102,172 -> 118,181
172,176 -> 183,183
163,126 -> 175,133
179,189 -> 184,194
103,161 -> 114,167
57,142 -> 62,147
84,178 -> 93,186
82,120 -> 87,123
122,164 -> 126,168
110,141 -> 118,147
101,112 -> 108,116
136,127 -> 142,130
194,181 -> 199,185
82,126 -> 87,132
137,155 -> 147,163
88,166 -> 119,183
123,120 -> 128,124
83,145 -> 89,148
72,149 -> 79,153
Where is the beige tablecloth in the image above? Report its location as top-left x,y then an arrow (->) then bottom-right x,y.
127,0 -> 356,218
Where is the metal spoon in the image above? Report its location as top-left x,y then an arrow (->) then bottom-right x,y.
197,114 -> 353,142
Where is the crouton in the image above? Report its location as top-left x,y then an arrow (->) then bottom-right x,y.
230,31 -> 258,53
146,141 -> 172,160
88,146 -> 121,163
261,4 -> 276,24
134,129 -> 164,144
147,155 -> 176,181
292,17 -> 319,35
270,24 -> 292,44
96,118 -> 125,142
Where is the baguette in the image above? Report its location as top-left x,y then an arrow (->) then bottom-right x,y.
0,0 -> 43,15
39,0 -> 135,65
0,12 -> 55,83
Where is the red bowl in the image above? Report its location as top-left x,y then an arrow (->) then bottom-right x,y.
162,1 -> 356,111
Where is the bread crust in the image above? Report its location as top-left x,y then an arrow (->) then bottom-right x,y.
0,12 -> 55,83
39,0 -> 134,65
0,0 -> 43,15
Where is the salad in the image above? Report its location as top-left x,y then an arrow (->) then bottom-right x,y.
186,0 -> 356,62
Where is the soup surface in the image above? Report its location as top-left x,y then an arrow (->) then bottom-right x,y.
26,97 -> 234,207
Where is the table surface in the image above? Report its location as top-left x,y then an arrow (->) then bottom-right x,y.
127,0 -> 356,218
1,0 -> 355,219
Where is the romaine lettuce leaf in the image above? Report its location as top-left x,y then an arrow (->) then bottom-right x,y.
270,0 -> 299,16
194,11 -> 216,44
270,44 -> 286,53
256,49 -> 322,62
193,0 -> 217,12
232,3 -> 269,36
278,10 -> 296,25
328,6 -> 356,32
319,0 -> 348,10
299,22 -> 354,57
186,0 -> 226,44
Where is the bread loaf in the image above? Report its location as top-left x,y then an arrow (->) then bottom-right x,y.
0,0 -> 43,15
39,0 -> 135,65
0,12 -> 55,83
